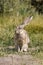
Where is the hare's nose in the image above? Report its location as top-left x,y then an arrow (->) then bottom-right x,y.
16,31 -> 19,34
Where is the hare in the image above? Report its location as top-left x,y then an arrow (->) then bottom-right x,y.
14,16 -> 33,52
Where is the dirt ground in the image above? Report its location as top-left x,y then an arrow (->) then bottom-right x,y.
0,53 -> 43,65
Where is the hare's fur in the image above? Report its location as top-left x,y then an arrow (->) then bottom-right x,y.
14,16 -> 33,52
14,28 -> 30,52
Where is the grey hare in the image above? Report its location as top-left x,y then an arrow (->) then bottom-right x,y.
14,16 -> 33,52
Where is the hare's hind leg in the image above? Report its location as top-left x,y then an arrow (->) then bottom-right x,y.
21,44 -> 28,52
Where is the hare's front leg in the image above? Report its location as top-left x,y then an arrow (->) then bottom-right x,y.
15,43 -> 20,52
18,45 -> 21,52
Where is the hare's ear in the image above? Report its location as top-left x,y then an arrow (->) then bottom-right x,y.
19,16 -> 33,29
